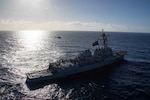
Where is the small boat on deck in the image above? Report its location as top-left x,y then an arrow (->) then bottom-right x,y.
55,36 -> 62,39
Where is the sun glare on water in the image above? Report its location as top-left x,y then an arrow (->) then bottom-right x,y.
18,31 -> 46,51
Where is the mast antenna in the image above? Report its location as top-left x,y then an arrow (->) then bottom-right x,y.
102,29 -> 107,48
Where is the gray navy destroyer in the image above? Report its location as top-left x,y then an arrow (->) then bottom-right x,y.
26,29 -> 127,84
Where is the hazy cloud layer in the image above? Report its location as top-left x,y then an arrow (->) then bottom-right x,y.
0,18 -> 149,32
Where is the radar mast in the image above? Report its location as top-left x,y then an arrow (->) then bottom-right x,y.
102,29 -> 107,48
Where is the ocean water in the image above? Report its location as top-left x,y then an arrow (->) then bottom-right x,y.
0,31 -> 150,100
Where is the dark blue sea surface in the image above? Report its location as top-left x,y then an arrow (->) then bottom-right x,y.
0,31 -> 150,100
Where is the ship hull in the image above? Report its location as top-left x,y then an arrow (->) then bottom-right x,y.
26,55 -> 124,85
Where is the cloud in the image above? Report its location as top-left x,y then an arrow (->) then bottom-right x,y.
0,18 -> 32,25
0,18 -> 149,32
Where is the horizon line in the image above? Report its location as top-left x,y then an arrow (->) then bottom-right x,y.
0,29 -> 149,34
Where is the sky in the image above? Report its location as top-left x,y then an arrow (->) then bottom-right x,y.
0,0 -> 150,32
